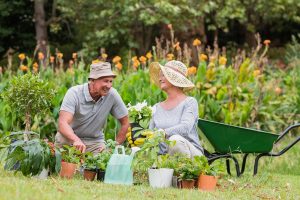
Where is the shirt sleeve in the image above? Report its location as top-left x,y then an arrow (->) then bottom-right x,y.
110,89 -> 128,119
149,119 -> 155,129
60,87 -> 77,114
164,98 -> 198,138
149,104 -> 157,129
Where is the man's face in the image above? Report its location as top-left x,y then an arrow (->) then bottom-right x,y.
90,76 -> 114,97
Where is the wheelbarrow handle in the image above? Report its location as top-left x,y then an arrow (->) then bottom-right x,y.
275,123 -> 300,144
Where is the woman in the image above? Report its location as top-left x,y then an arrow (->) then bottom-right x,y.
149,60 -> 203,158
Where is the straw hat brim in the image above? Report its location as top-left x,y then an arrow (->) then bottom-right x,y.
149,62 -> 195,91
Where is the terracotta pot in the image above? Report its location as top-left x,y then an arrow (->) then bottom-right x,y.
60,161 -> 77,179
97,170 -> 105,181
181,179 -> 195,189
198,174 -> 218,191
83,169 -> 97,181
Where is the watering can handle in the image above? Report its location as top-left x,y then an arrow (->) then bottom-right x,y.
114,145 -> 125,155
130,147 -> 140,157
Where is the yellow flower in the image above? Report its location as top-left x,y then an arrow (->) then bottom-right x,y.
173,42 -> 181,51
33,62 -> 39,69
18,53 -> 26,61
208,62 -> 215,68
33,65 -> 38,73
72,53 -> 77,59
209,56 -> 216,63
263,40 -> 271,46
193,38 -> 201,46
253,69 -> 261,77
92,59 -> 101,64
133,60 -> 140,69
139,56 -> 147,64
116,62 -> 123,71
146,52 -> 153,59
187,66 -> 197,76
166,53 -> 174,61
219,56 -> 227,66
112,56 -> 121,63
38,52 -> 44,60
199,54 -> 208,61
132,56 -> 138,61
50,56 -> 55,63
101,53 -> 108,59
206,67 -> 215,82
57,53 -> 63,59
206,86 -> 217,96
20,65 -> 28,72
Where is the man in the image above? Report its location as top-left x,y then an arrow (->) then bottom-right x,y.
55,62 -> 129,153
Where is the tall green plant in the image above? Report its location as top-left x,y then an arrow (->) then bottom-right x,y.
1,73 -> 55,139
132,130 -> 173,172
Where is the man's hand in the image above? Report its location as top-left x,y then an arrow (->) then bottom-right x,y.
73,139 -> 86,153
98,143 -> 106,152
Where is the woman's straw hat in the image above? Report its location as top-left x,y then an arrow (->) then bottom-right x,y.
149,60 -> 195,91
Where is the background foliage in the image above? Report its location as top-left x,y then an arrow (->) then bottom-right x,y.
0,0 -> 299,60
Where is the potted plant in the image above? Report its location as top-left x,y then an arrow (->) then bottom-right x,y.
95,139 -> 116,181
4,133 -> 61,179
82,152 -> 98,181
197,157 -> 224,191
60,145 -> 82,179
148,154 -> 178,188
177,156 -> 201,189
1,73 -> 56,179
133,130 -> 175,188
127,101 -> 153,145
96,151 -> 112,181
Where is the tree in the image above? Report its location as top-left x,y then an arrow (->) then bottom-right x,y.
34,0 -> 62,67
2,73 -> 55,139
56,0 -> 206,56
0,0 -> 35,56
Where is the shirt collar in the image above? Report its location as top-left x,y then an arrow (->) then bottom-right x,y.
84,83 -> 94,102
84,83 -> 105,103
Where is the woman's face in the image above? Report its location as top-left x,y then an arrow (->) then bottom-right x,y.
159,70 -> 173,90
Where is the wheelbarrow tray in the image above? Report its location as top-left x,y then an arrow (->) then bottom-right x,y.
198,119 -> 279,154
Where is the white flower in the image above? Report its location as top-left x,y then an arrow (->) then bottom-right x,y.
127,100 -> 153,123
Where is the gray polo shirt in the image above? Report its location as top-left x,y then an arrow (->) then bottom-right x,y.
60,83 -> 128,141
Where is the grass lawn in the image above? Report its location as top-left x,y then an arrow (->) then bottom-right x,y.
0,169 -> 299,200
0,137 -> 299,200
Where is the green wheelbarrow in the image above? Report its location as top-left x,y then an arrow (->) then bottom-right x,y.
198,119 -> 300,176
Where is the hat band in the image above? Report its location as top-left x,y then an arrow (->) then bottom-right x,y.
164,65 -> 186,77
